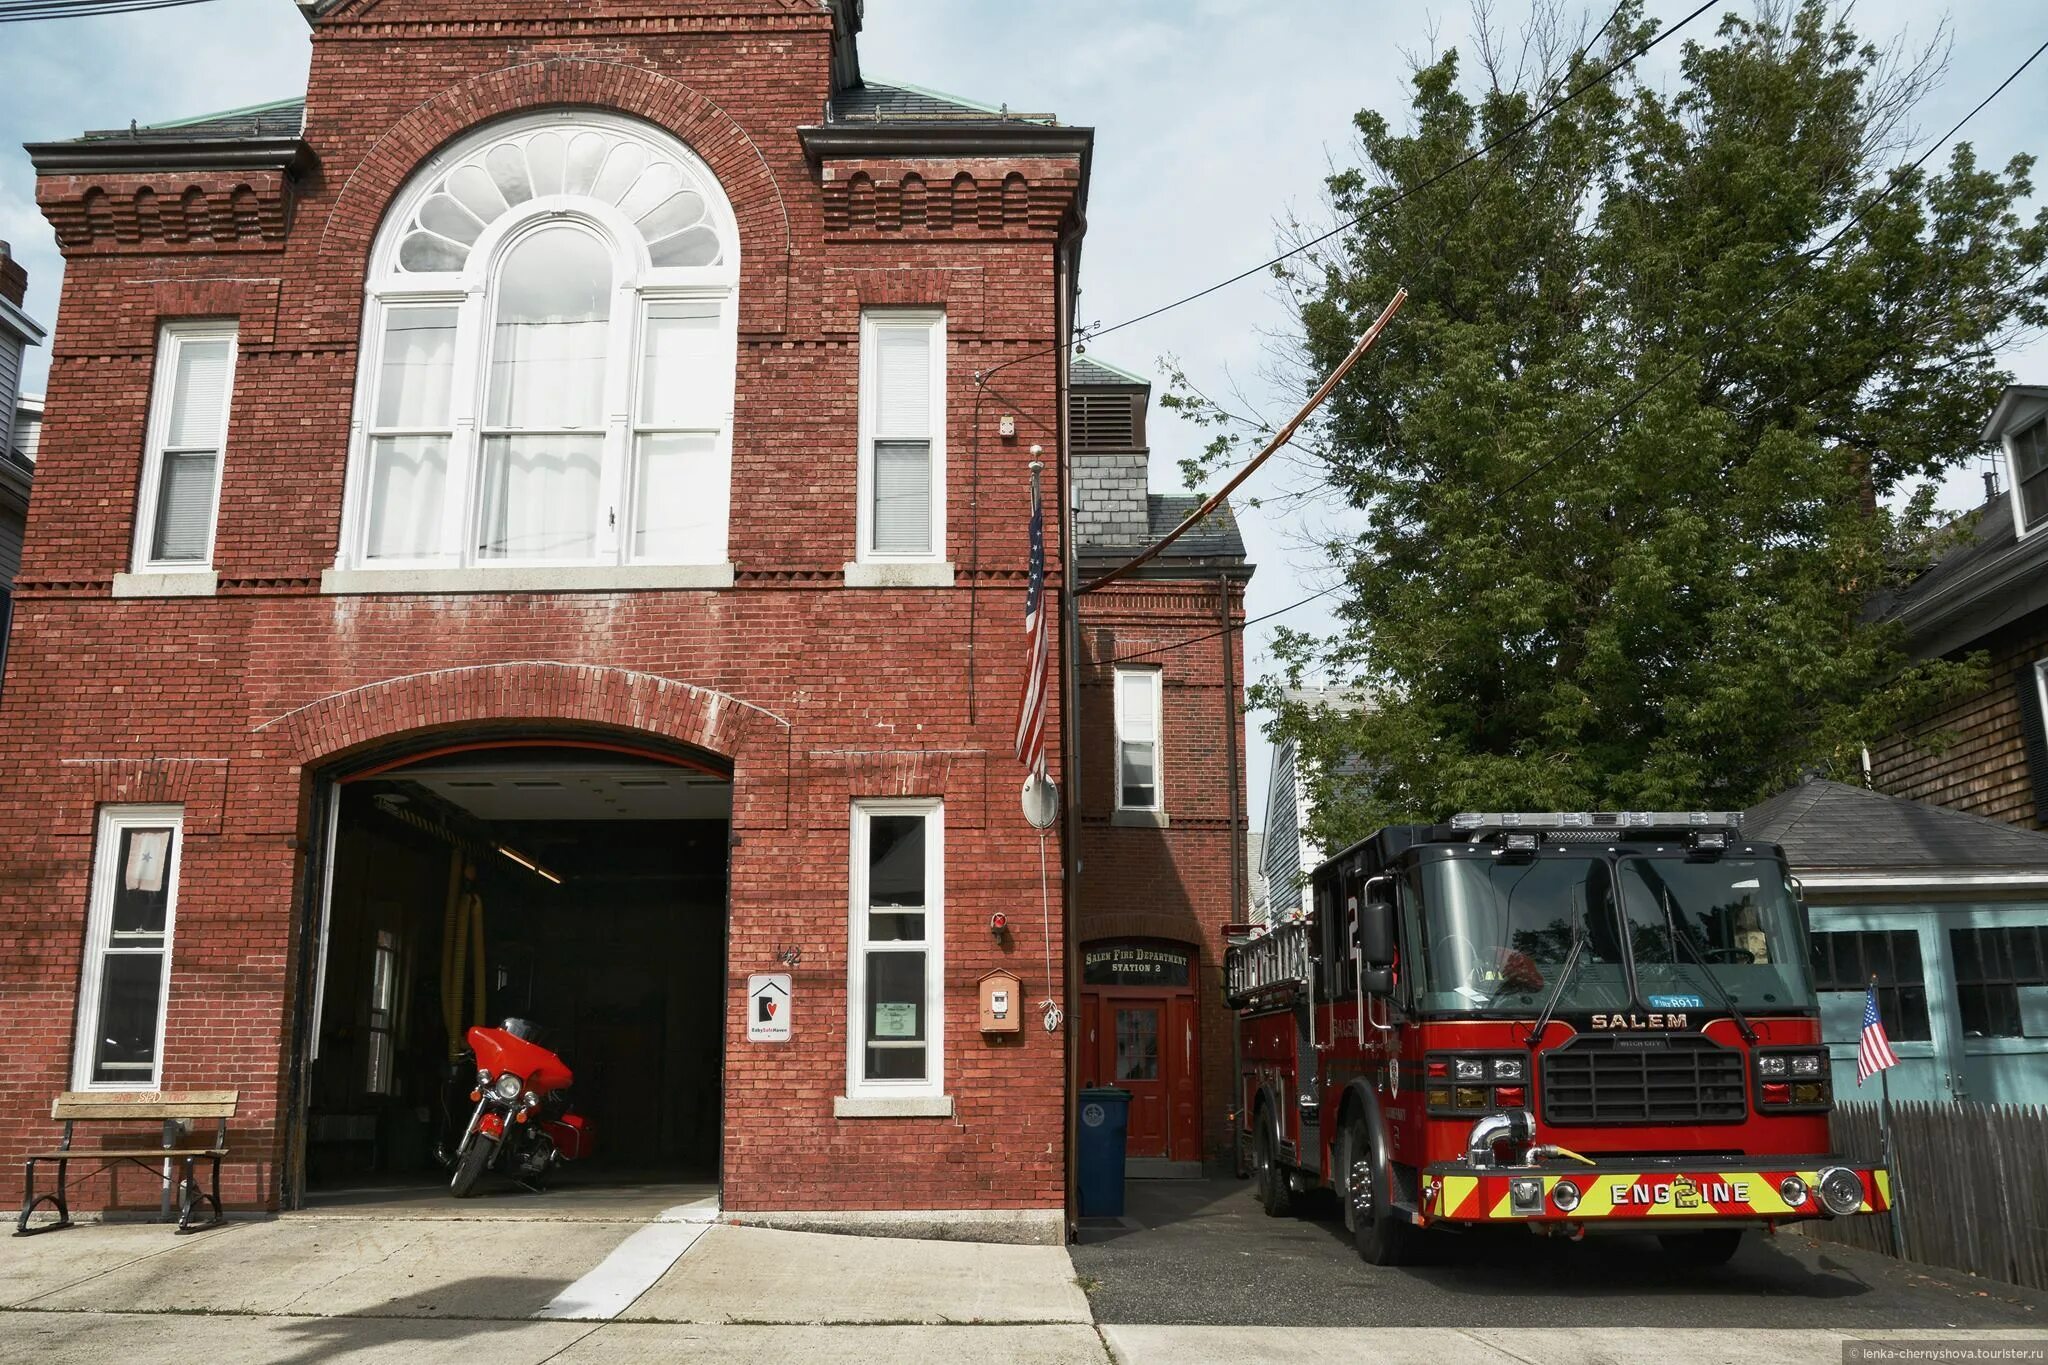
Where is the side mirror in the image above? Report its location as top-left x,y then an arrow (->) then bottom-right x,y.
1359,965 -> 1395,997
1358,899 -> 1396,967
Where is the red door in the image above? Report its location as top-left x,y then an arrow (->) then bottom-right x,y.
1108,998 -> 1167,1157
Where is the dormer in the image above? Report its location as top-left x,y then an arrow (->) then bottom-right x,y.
1985,384 -> 2048,540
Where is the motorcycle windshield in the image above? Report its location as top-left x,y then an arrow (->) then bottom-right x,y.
1409,854 -> 1632,1016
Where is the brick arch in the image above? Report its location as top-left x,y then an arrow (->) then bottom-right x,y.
317,58 -> 791,331
254,661 -> 789,772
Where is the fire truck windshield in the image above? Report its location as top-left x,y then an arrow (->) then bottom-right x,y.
1407,852 -> 1817,1016
1409,856 -> 1632,1015
1616,857 -> 1815,1009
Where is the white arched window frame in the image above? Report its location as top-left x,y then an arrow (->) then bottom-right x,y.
332,110 -> 741,588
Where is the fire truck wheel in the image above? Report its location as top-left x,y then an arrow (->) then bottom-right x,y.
1657,1229 -> 1744,1266
1253,1113 -> 1294,1217
1344,1114 -> 1418,1266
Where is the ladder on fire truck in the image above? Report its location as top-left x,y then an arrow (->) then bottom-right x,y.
1223,920 -> 1315,1008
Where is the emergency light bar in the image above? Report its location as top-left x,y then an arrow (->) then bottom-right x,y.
1450,811 -> 1743,832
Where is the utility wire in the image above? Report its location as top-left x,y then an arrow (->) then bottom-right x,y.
0,0 -> 221,20
1101,33 -> 2048,669
1081,0 -> 1714,347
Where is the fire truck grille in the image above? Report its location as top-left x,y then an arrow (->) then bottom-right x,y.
1541,1042 -> 1747,1125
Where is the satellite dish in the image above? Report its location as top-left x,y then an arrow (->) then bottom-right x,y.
1020,772 -> 1059,830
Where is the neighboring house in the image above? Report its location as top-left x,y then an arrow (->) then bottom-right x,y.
1,0 -> 1093,1240
0,241 -> 47,675
1259,686 -> 1367,923
1745,776 -> 2048,1106
1069,353 -> 1254,1173
1869,384 -> 2048,830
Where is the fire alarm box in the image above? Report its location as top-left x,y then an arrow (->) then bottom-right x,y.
978,969 -> 1022,1034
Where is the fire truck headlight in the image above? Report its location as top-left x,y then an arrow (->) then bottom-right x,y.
1817,1167 -> 1865,1217
1453,1058 -> 1487,1082
493,1073 -> 524,1102
1551,1179 -> 1581,1213
1778,1175 -> 1810,1208
1491,1057 -> 1524,1082
1790,1054 -> 1824,1077
1756,1055 -> 1788,1077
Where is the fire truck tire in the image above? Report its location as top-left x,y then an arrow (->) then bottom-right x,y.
1343,1114 -> 1418,1266
1657,1230 -> 1744,1266
1253,1113 -> 1294,1217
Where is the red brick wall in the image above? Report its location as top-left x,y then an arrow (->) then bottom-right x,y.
1073,578 -> 1249,1167
0,2 -> 1080,1219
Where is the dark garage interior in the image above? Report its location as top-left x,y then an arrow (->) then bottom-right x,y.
303,744 -> 730,1198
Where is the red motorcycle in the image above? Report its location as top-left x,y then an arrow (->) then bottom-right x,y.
449,1019 -> 592,1197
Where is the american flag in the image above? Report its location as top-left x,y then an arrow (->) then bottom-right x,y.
1014,469 -> 1050,777
1857,979 -> 1901,1086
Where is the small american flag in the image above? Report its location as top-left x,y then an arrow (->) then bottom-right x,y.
1858,979 -> 1901,1086
1014,468 -> 1050,777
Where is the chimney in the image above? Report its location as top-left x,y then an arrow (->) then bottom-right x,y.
0,242 -> 25,309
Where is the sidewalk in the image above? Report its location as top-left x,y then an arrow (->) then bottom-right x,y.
0,1208 -> 1104,1363
3,1208 -> 2042,1363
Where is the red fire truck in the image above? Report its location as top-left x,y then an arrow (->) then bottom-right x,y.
1228,811 -> 1890,1266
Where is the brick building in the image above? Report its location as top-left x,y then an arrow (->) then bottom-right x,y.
0,0 -> 1092,1240
1067,355 -> 1252,1172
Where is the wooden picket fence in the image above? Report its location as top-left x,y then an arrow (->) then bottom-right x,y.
1808,1100 -> 2048,1290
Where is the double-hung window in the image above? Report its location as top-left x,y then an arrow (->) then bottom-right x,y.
134,323 -> 236,571
341,111 -> 739,578
2012,417 -> 2048,534
1115,667 -> 1163,811
847,801 -> 945,1103
857,310 -> 946,564
74,806 -> 184,1089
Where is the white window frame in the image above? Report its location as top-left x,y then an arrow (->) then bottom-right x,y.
2011,416 -> 2048,541
845,799 -> 946,1105
72,805 -> 185,1091
1114,666 -> 1164,812
855,308 -> 947,566
132,322 -> 237,573
334,109 -> 740,581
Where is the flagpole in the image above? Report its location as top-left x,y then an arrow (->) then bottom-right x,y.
1874,975 -> 1909,1262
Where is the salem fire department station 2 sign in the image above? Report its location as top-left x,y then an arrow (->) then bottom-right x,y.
1083,942 -> 1192,987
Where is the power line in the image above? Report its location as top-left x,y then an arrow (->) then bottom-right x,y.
1081,0 -> 1713,347
1100,33 -> 2048,669
0,0 -> 221,20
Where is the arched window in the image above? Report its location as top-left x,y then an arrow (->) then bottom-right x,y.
340,111 -> 739,577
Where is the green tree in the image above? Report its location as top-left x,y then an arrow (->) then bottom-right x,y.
1187,1 -> 2046,849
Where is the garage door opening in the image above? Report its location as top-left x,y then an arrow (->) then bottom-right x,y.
299,742 -> 729,1211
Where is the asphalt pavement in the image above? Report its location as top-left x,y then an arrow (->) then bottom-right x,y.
1073,1175 -> 2048,1331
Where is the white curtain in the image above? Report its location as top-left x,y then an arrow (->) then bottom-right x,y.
869,322 -> 934,555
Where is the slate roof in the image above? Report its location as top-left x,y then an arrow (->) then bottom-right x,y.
1144,494 -> 1247,561
1071,355 -> 1149,388
1742,777 -> 2048,874
72,97 -> 307,145
826,80 -> 1056,126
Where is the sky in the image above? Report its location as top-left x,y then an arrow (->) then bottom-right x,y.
2,0 -> 2044,843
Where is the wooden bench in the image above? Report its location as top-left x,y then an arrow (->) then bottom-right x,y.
16,1091 -> 237,1236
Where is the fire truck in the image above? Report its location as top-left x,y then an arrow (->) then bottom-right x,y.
1227,811 -> 1890,1266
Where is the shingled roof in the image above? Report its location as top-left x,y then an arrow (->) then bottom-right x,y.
1071,355 -> 1149,388
1743,777 -> 2048,876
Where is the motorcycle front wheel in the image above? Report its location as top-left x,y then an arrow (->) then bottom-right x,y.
450,1133 -> 497,1198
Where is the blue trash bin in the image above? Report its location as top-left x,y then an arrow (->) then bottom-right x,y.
1077,1086 -> 1132,1218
